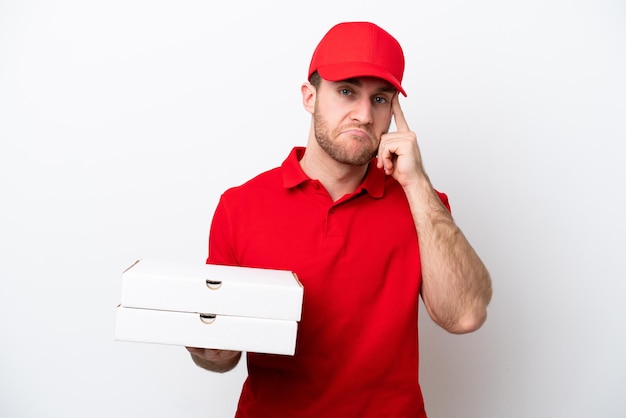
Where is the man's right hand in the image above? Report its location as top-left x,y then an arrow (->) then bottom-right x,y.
186,347 -> 242,373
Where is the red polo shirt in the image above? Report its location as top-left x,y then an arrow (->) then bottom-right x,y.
207,147 -> 449,418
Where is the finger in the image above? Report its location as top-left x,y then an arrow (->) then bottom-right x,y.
186,346 -> 202,355
392,94 -> 410,132
377,138 -> 395,174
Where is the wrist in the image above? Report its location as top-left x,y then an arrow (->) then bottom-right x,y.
402,172 -> 434,200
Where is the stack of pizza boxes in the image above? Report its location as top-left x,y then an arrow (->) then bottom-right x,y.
115,259 -> 303,355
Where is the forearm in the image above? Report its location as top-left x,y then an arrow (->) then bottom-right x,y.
405,176 -> 492,334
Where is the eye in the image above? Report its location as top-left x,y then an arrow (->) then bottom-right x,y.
339,88 -> 353,96
373,96 -> 388,105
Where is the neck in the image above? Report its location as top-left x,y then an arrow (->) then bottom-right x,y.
300,135 -> 369,202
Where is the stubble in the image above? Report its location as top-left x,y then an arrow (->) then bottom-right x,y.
313,105 -> 378,167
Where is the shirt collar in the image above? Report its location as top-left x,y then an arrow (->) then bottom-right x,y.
282,147 -> 385,198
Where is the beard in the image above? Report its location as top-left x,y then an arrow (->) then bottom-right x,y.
313,105 -> 378,167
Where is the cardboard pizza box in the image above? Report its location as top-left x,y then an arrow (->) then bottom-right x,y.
120,259 -> 303,321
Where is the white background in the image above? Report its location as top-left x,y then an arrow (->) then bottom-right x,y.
1,1 -> 625,417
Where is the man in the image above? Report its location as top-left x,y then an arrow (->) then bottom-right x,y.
187,21 -> 492,417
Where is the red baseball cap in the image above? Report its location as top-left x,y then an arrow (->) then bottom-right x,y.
308,22 -> 407,96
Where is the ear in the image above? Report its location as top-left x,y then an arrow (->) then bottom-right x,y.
301,82 -> 316,114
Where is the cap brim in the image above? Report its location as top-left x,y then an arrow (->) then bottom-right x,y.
316,63 -> 407,96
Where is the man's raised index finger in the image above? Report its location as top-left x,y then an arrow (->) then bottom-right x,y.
392,93 -> 410,132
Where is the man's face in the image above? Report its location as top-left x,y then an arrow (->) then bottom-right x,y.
313,77 -> 396,166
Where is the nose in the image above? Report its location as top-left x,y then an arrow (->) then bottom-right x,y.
350,97 -> 373,125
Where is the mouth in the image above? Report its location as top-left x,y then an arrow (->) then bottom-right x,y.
342,128 -> 372,142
